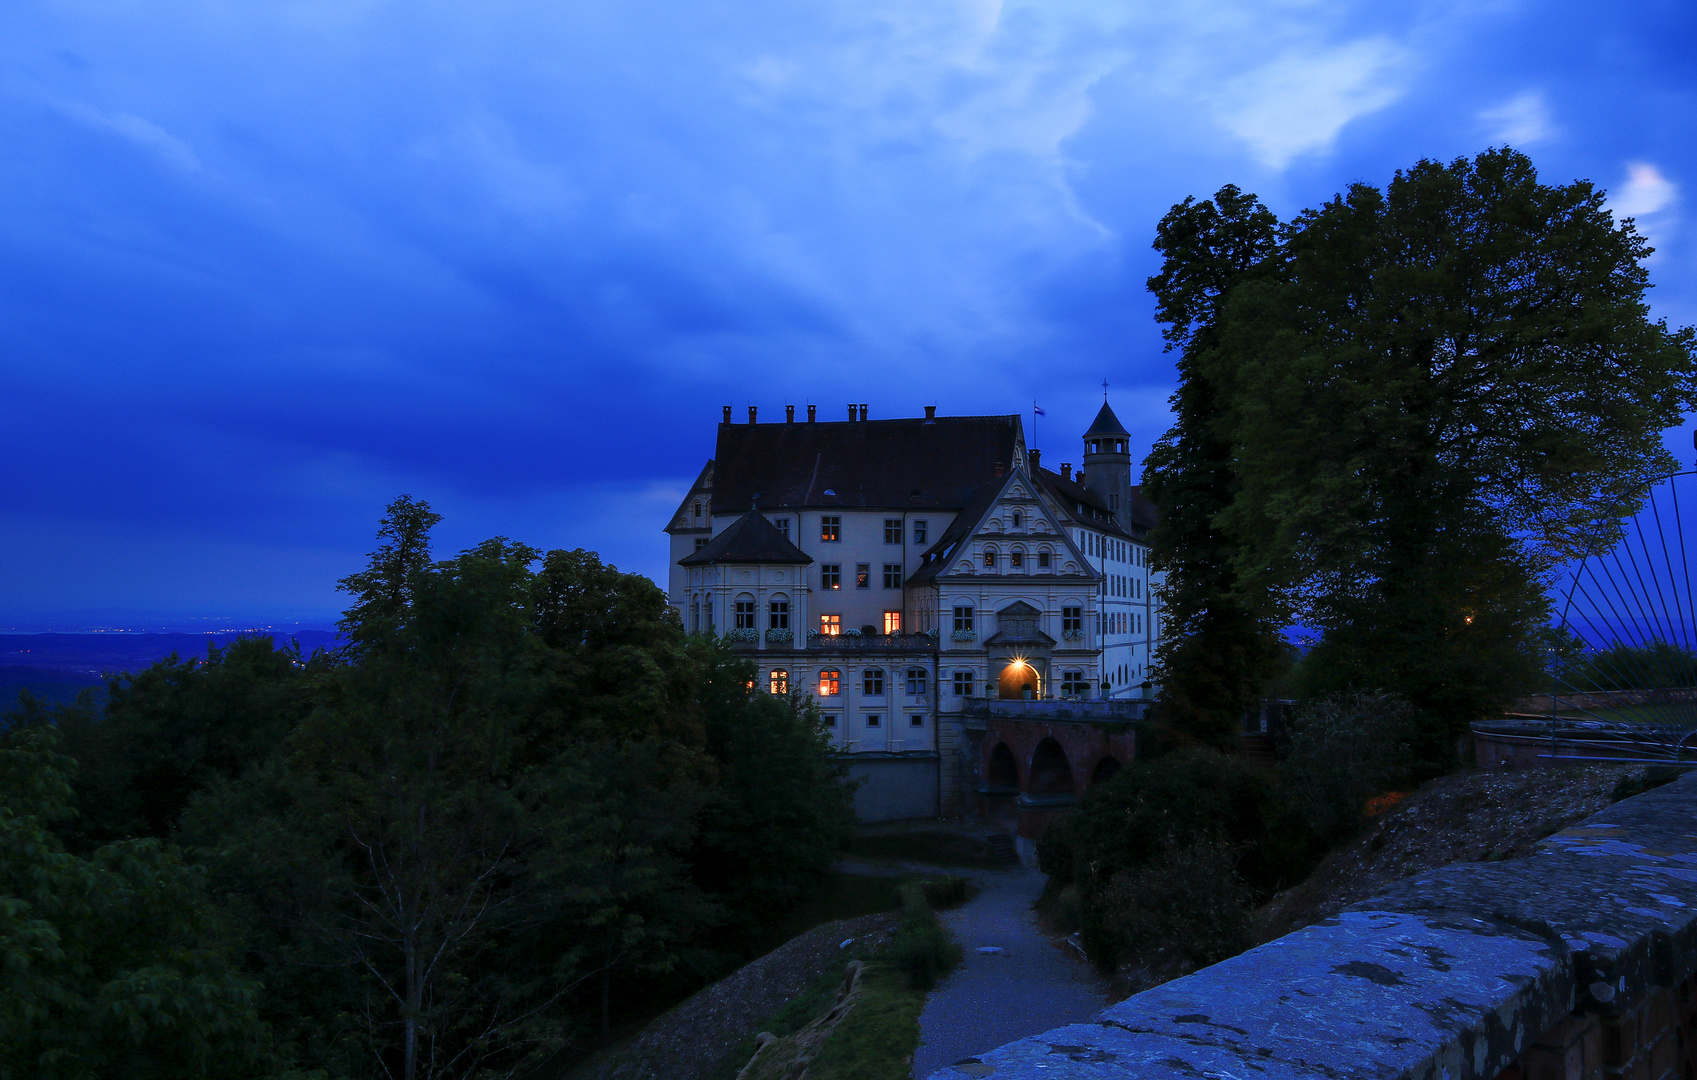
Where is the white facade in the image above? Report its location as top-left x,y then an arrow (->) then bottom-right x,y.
663,403 -> 1164,814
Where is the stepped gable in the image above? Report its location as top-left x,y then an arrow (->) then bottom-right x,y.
678,508 -> 814,566
709,415 -> 1022,513
905,479 -> 1009,586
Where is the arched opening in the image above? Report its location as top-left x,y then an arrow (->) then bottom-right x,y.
986,743 -> 1018,789
1091,756 -> 1121,785
1028,738 -> 1075,796
997,660 -> 1040,699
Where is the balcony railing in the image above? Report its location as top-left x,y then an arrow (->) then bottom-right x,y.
807,634 -> 938,651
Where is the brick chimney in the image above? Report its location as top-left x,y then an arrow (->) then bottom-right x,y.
924,405 -> 937,422
748,406 -> 757,424
848,403 -> 857,421
722,405 -> 732,424
1028,448 -> 1041,473
786,404 -> 795,423
858,404 -> 868,421
807,404 -> 817,422
1061,463 -> 1072,481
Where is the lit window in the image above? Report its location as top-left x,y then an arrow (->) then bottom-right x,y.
734,600 -> 756,629
983,550 -> 996,569
1038,551 -> 1050,568
864,668 -> 884,695
769,599 -> 789,630
769,669 -> 789,695
855,563 -> 870,589
883,610 -> 902,635
1010,551 -> 1023,569
906,667 -> 928,695
885,519 -> 903,544
952,670 -> 974,697
821,564 -> 841,590
1062,670 -> 1087,697
953,606 -> 974,633
819,669 -> 841,695
913,520 -> 928,544
821,516 -> 841,542
820,614 -> 841,636
883,564 -> 903,589
864,713 -> 882,728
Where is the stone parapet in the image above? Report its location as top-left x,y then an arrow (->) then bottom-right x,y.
925,772 -> 1697,1080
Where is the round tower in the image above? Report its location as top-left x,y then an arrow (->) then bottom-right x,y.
1081,400 -> 1131,521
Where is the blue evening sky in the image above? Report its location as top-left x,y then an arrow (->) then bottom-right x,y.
1,0 -> 1693,626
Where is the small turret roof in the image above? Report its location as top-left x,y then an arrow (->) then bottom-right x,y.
678,508 -> 814,566
1084,401 -> 1129,438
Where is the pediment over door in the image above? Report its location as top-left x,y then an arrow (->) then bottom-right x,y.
986,601 -> 1054,646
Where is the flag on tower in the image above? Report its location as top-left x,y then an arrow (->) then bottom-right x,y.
1033,402 -> 1045,416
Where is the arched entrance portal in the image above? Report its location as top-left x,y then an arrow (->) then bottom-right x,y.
998,660 -> 1041,700
1028,738 -> 1075,796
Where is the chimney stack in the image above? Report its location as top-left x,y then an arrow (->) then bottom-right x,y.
1061,463 -> 1072,481
807,404 -> 817,422
786,404 -> 795,423
858,404 -> 868,421
1028,448 -> 1040,473
722,405 -> 732,424
748,406 -> 758,424
924,405 -> 937,422
848,404 -> 857,421
994,461 -> 1005,477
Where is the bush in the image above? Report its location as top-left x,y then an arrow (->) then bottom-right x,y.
1096,841 -> 1253,968
1037,748 -> 1275,973
889,881 -> 963,990
1280,690 -> 1418,844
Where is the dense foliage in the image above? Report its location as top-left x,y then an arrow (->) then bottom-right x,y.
1037,748 -> 1277,972
1143,149 -> 1697,756
1,497 -> 856,1080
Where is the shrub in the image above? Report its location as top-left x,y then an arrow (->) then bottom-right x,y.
1096,841 -> 1253,968
1036,748 -> 1274,972
1280,690 -> 1418,844
889,881 -> 963,990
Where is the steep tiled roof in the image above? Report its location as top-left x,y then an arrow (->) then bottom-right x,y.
905,479 -> 1007,586
709,415 -> 1023,513
678,509 -> 814,566
1036,468 -> 1135,539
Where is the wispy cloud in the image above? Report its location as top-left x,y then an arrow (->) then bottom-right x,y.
1611,162 -> 1678,218
53,100 -> 201,171
1478,91 -> 1554,147
1208,38 -> 1410,169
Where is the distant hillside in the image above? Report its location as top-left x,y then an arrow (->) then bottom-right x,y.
0,631 -> 343,706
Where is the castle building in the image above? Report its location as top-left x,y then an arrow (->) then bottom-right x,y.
664,401 -> 1162,840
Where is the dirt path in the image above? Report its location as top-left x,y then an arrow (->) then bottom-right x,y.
911,865 -> 1105,1079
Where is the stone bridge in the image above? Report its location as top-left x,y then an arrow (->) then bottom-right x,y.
927,771 -> 1697,1080
963,701 -> 1140,865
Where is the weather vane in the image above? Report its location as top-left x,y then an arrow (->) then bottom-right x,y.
1102,378 -> 1109,399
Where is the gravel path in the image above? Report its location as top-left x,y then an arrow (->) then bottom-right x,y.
911,865 -> 1106,1079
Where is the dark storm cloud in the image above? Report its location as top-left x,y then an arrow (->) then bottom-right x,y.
0,0 -> 1692,620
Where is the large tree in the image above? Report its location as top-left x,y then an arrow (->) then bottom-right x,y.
1188,149 -> 1697,753
1142,185 -> 1289,749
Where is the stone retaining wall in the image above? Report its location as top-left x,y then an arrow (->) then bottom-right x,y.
925,773 -> 1697,1080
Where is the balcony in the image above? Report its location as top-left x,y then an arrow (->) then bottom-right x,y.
961,698 -> 1147,722
808,633 -> 938,652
